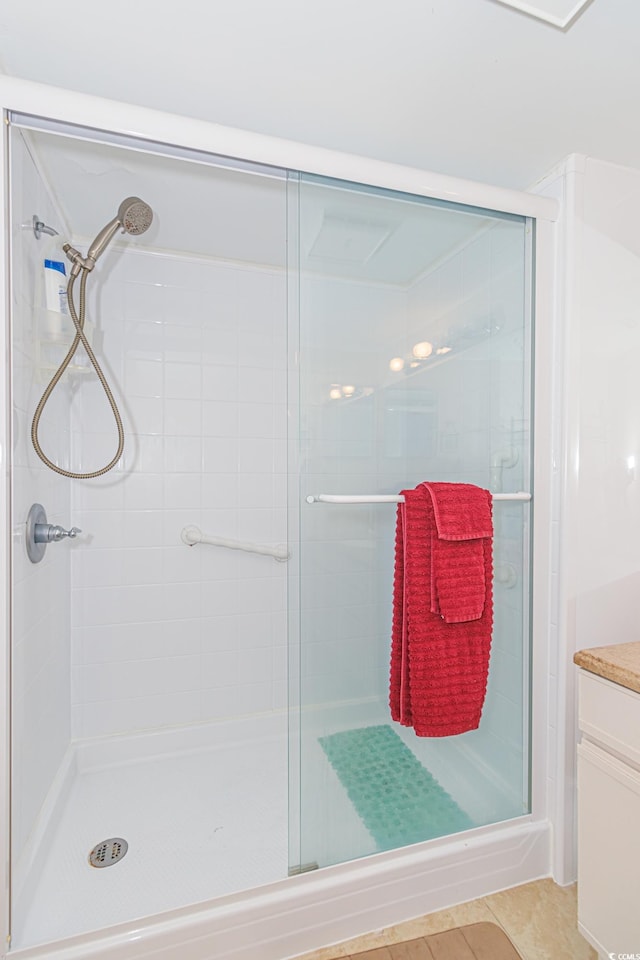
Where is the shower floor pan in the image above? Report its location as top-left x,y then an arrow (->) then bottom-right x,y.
11,714 -> 289,950
10,706 -> 510,951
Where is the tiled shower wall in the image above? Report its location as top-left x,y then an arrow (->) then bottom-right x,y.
70,250 -> 288,739
11,133 -> 72,864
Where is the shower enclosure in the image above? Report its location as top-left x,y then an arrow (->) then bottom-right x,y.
0,80 -> 555,960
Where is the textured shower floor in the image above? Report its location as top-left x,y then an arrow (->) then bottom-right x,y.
11,714 -> 290,949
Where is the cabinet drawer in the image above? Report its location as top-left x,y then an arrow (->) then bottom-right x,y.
577,739 -> 640,952
578,669 -> 640,768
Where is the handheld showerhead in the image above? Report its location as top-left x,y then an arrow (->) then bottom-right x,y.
84,196 -> 153,264
117,197 -> 153,237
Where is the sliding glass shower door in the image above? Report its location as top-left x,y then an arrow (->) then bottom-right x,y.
288,173 -> 533,872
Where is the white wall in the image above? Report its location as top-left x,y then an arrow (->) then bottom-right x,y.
70,249 -> 288,738
555,154 -> 640,657
540,153 -> 640,884
10,132 -> 72,865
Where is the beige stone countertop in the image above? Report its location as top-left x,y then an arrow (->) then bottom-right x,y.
574,641 -> 640,695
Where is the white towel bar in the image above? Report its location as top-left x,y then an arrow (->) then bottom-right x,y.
306,492 -> 531,504
181,526 -> 289,562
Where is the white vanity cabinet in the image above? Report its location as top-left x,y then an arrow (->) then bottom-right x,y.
576,668 -> 640,954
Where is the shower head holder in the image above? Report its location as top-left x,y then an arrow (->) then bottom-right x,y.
62,197 -> 154,276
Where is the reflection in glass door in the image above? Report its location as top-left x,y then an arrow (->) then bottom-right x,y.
288,174 -> 532,871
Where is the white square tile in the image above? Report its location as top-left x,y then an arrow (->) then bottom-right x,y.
236,577 -> 277,614
163,473 -> 202,510
238,402 -> 275,439
126,397 -> 163,435
124,473 -> 164,510
122,546 -> 164,585
202,400 -> 238,437
235,612 -> 273,649
237,647 -> 272,685
236,330 -> 278,369
236,473 -> 273,509
162,544 -> 202,583
201,650 -> 239,688
201,326 -> 238,366
238,438 -> 274,473
237,508 -> 276,543
164,436 -> 203,473
202,364 -> 238,402
203,437 -> 238,473
239,367 -> 279,404
164,398 -> 202,436
164,362 -> 202,400
201,579 -> 240,618
121,510 -> 165,548
125,357 -> 163,398
161,580 -> 202,621
123,434 -> 165,474
123,279 -> 167,318
123,319 -> 163,360
75,510 -> 125,549
200,616 -> 239,653
71,548 -> 123,588
164,323 -> 202,363
233,682 -> 273,716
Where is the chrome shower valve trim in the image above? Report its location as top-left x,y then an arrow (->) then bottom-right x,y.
34,523 -> 82,543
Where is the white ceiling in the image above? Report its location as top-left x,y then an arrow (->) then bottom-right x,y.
1,0 -> 639,194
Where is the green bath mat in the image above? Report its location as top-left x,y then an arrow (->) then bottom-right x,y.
319,724 -> 473,850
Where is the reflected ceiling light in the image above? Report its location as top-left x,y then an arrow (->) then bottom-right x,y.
329,387 -> 342,400
412,341 -> 433,359
342,385 -> 356,397
436,346 -> 452,355
492,0 -> 592,29
409,361 -> 420,368
389,357 -> 405,372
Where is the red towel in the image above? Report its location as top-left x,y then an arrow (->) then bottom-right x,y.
389,482 -> 493,737
424,482 -> 491,623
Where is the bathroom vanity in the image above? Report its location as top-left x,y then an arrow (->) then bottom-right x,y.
574,641 -> 640,954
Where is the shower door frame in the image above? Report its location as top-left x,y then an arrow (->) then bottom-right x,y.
0,75 -> 559,960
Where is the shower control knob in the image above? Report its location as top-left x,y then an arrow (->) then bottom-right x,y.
26,504 -> 81,564
34,523 -> 82,543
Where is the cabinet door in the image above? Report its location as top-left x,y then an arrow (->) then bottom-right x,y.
577,738 -> 640,952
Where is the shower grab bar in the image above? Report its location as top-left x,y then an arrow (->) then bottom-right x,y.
181,525 -> 289,562
306,492 -> 531,504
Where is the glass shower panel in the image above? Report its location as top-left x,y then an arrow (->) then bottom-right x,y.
290,173 -> 532,871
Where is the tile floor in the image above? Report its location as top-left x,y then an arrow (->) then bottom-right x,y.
293,878 -> 597,960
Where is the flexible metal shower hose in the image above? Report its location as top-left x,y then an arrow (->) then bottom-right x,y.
31,268 -> 125,479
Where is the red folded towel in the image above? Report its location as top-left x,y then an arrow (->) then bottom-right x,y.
389,482 -> 493,737
423,482 -> 491,623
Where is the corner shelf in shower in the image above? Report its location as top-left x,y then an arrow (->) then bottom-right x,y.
33,318 -> 101,382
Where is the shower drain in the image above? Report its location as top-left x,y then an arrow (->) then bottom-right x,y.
88,838 -> 128,868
